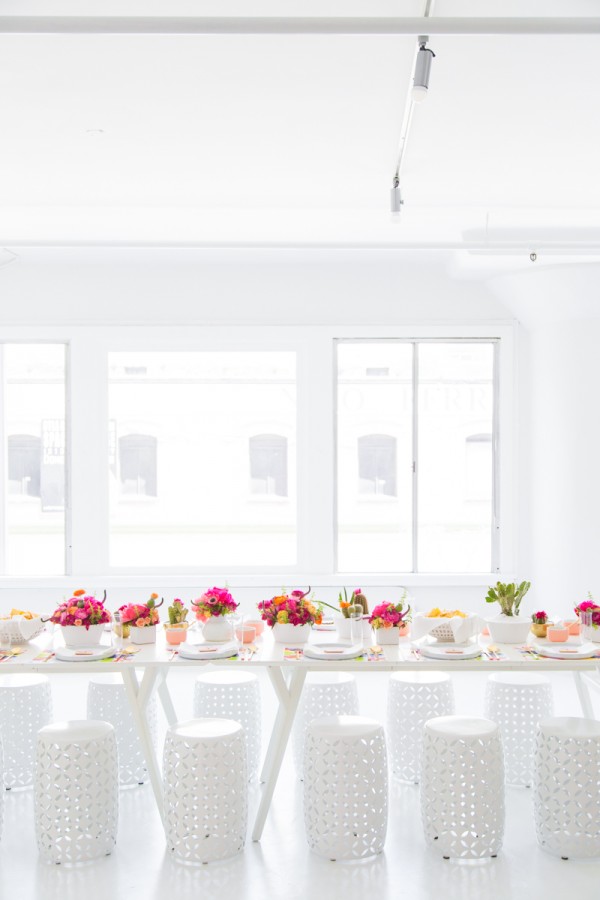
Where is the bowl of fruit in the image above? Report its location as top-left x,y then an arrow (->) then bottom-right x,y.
411,608 -> 480,644
0,609 -> 45,645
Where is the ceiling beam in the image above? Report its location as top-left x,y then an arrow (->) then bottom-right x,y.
0,17 -> 599,36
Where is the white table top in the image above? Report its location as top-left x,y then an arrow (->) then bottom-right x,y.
1,625 -> 599,674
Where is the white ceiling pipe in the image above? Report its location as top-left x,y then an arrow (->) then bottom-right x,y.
1,17 -> 600,36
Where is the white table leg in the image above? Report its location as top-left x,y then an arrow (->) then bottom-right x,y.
121,667 -> 165,826
573,670 -> 596,719
252,667 -> 306,842
156,669 -> 178,727
260,670 -> 292,783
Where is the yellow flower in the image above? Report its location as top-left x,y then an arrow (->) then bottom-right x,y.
277,610 -> 289,624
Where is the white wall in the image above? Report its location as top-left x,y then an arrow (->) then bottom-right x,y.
1,246 -> 599,621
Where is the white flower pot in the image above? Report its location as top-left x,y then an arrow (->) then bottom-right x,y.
272,623 -> 312,644
129,624 -> 157,644
202,616 -> 234,642
61,623 -> 105,648
373,625 -> 409,645
336,617 -> 372,641
486,615 -> 532,644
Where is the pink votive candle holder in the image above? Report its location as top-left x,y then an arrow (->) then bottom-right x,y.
236,625 -> 257,644
244,619 -> 265,637
546,625 -> 569,642
565,620 -> 581,636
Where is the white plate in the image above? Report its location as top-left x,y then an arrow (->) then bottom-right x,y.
533,641 -> 598,660
312,619 -> 337,632
303,643 -> 364,660
55,646 -> 117,662
417,640 -> 482,660
179,641 -> 239,661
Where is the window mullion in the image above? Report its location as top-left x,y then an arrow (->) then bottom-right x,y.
412,341 -> 419,574
0,346 -> 6,574
69,334 -> 109,576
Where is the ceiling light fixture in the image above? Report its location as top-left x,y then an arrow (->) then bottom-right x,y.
412,37 -> 435,101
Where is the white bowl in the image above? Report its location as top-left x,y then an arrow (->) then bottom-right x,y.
486,615 -> 531,644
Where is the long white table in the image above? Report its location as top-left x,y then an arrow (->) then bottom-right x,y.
2,628 -> 599,840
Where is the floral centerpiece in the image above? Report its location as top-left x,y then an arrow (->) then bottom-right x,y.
192,587 -> 239,641
369,597 -> 411,644
119,593 -> 163,644
575,595 -> 600,641
50,589 -> 111,648
164,598 -> 189,646
531,610 -> 551,638
258,588 -> 322,643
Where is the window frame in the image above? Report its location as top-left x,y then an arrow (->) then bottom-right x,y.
0,322 -> 516,588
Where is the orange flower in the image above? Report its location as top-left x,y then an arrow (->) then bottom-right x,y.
68,606 -> 79,616
273,595 -> 287,606
74,619 -> 83,626
150,592 -> 158,600
340,601 -> 351,609
73,589 -> 85,597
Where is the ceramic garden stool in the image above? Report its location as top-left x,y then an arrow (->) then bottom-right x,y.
35,720 -> 118,865
87,673 -> 157,786
163,718 -> 248,865
292,672 -> 359,776
303,715 -> 388,860
534,716 -> 600,860
421,716 -> 505,860
0,674 -> 53,790
484,672 -> 553,786
387,672 -> 455,783
193,670 -> 261,780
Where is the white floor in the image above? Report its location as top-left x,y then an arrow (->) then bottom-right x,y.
1,669 -> 600,900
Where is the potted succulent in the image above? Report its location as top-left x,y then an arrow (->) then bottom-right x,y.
530,610 -> 551,639
337,588 -> 372,640
118,594 -> 163,644
164,598 -> 189,646
192,587 -> 239,642
369,596 -> 412,645
485,581 -> 532,643
258,588 -> 322,643
49,589 -> 110,648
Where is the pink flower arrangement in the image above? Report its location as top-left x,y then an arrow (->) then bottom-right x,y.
192,587 -> 238,620
369,600 -> 411,630
119,593 -> 163,628
575,598 -> 600,627
258,589 -> 322,627
49,589 -> 111,629
531,610 -> 548,624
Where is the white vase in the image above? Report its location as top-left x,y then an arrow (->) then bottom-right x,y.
272,623 -> 312,644
486,615 -> 532,644
130,624 -> 157,644
61,623 -> 105,648
373,625 -> 403,645
202,616 -> 234,642
336,617 -> 373,641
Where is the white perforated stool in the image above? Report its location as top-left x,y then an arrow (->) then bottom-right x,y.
534,717 -> 600,859
484,673 -> 553,787
0,675 -> 52,789
304,715 -> 387,860
87,674 -> 157,786
163,718 -> 248,865
421,716 -> 505,859
387,672 -> 454,783
35,720 -> 118,865
293,672 -> 359,776
193,671 -> 261,780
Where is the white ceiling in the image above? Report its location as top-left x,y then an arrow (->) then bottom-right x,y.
1,0 -> 599,250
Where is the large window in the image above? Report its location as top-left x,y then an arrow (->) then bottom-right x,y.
337,340 -> 496,574
108,351 -> 296,567
1,344 -> 67,575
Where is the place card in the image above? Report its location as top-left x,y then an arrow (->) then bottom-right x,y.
32,650 -> 55,663
283,647 -> 304,660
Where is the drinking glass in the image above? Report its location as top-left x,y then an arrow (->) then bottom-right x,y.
112,611 -> 124,652
579,610 -> 593,644
348,604 -> 363,647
